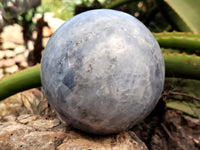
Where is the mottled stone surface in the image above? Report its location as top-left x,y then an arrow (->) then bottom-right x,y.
1,24 -> 24,44
0,51 -> 5,60
4,50 -> 16,58
43,13 -> 65,32
1,58 -> 16,67
14,46 -> 26,55
0,114 -> 147,150
0,69 -> 3,79
41,9 -> 165,134
0,88 -> 44,116
5,65 -> 18,73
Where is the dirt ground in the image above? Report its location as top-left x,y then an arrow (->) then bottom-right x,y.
133,100 -> 200,150
1,89 -> 199,150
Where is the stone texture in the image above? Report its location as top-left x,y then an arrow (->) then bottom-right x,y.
2,41 -> 17,49
58,130 -> 148,150
5,65 -> 18,73
42,37 -> 50,47
1,24 -> 24,44
44,13 -> 65,32
0,89 -> 147,150
1,59 -> 16,67
0,60 -> 3,68
19,61 -> 28,68
33,13 -> 43,23
15,54 -> 26,63
43,26 -> 53,37
32,31 -> 38,39
0,89 -> 45,117
27,41 -> 34,51
0,51 -> 5,60
0,115 -> 65,150
0,68 -> 3,79
4,50 -> 16,58
0,114 -> 147,150
14,46 -> 26,55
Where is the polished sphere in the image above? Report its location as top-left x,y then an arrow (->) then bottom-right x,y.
41,9 -> 165,134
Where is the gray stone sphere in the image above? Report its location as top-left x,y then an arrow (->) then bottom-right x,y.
41,9 -> 165,135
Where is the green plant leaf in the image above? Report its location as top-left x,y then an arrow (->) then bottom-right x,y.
166,99 -> 200,118
164,53 -> 200,80
153,32 -> 200,51
0,65 -> 41,101
156,0 -> 200,32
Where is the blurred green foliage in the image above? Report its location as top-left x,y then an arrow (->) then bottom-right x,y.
42,0 -> 103,20
41,0 -> 172,32
156,0 -> 200,33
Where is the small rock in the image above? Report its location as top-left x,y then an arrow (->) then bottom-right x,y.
0,88 -> 45,116
0,69 -> 3,79
44,13 -> 55,21
1,24 -> 24,44
2,59 -> 16,67
5,65 -> 18,73
27,40 -> 34,51
19,61 -> 28,68
15,54 -> 25,63
26,117 -> 61,130
42,37 -> 50,47
2,41 -> 17,50
17,114 -> 37,124
44,13 -> 64,32
14,46 -> 26,55
33,13 -> 43,23
43,26 -> 53,37
0,51 -> 5,60
23,49 -> 30,58
49,18 -> 65,32
32,31 -> 37,39
0,60 -> 3,68
4,50 -> 16,58
2,115 -> 17,122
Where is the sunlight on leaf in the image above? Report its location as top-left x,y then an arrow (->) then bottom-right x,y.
156,0 -> 200,32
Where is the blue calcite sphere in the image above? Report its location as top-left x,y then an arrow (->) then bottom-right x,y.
41,9 -> 165,134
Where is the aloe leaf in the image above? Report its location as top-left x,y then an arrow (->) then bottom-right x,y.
156,0 -> 200,32
164,52 -> 200,80
165,78 -> 200,98
164,78 -> 200,118
0,65 -> 41,101
166,99 -> 200,118
153,32 -> 200,51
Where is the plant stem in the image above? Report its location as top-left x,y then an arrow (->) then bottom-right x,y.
0,65 -> 41,101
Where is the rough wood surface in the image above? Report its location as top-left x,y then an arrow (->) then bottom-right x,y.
0,114 -> 147,150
